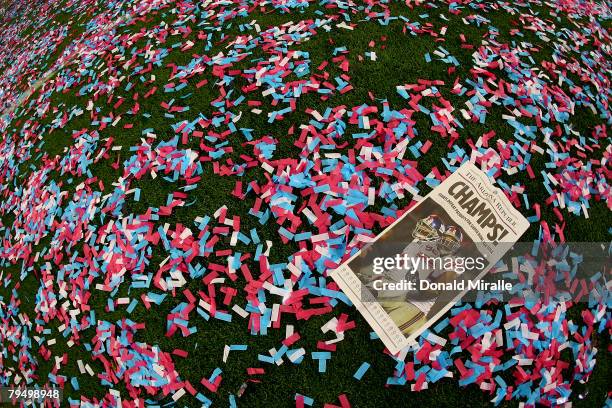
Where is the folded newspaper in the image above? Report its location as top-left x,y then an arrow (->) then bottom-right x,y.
330,161 -> 529,354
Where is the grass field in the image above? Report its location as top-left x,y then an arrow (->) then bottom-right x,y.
0,0 -> 610,406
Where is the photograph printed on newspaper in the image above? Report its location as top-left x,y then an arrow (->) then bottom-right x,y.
330,161 -> 530,354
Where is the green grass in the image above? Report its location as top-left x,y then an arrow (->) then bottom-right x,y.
0,0 -> 610,406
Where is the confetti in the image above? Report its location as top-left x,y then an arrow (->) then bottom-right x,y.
0,0 -> 609,406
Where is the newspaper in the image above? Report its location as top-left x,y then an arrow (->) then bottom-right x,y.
330,161 -> 530,354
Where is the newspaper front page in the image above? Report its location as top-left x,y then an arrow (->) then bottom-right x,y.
330,161 -> 530,354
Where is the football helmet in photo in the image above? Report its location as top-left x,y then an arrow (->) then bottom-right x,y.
412,215 -> 443,241
437,225 -> 463,255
